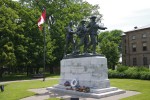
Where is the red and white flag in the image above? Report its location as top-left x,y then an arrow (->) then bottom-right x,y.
38,9 -> 46,30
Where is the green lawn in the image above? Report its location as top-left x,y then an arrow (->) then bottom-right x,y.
0,79 -> 59,100
0,79 -> 149,100
110,79 -> 150,100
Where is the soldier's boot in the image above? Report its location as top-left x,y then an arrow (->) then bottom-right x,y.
92,44 -> 96,54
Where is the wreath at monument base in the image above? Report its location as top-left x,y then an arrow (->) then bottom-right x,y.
71,79 -> 78,87
75,86 -> 90,93
64,81 -> 70,86
64,80 -> 90,93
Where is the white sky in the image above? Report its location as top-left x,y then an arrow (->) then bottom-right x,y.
85,0 -> 150,31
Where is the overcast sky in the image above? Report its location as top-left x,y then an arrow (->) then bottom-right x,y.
85,0 -> 150,31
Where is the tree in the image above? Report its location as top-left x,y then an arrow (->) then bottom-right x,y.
100,40 -> 120,70
0,0 -> 20,77
0,0 -> 46,76
98,30 -> 122,70
19,0 -> 102,73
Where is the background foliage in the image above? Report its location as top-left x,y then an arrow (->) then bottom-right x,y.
0,0 -> 103,77
108,65 -> 150,80
98,30 -> 122,70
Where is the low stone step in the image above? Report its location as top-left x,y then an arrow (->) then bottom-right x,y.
89,89 -> 126,99
90,87 -> 118,93
47,86 -> 126,99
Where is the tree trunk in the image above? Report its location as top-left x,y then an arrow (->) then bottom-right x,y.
112,65 -> 115,70
0,68 -> 3,78
49,66 -> 54,74
36,67 -> 39,74
27,66 -> 29,76
0,73 -> 2,78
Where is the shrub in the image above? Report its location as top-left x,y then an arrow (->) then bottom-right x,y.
117,72 -> 126,78
108,69 -> 118,78
108,65 -> 150,80
124,67 -> 140,79
116,65 -> 128,72
136,66 -> 149,72
140,71 -> 150,80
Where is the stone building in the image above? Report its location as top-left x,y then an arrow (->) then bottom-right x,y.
122,25 -> 150,67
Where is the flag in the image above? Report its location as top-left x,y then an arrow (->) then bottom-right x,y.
38,9 -> 46,30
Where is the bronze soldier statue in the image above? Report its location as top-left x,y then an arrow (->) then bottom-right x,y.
76,20 -> 88,54
64,21 -> 76,56
87,16 -> 107,54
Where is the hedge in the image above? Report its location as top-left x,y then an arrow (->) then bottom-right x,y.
108,66 -> 150,80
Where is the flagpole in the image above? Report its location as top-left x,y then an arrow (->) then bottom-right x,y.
43,8 -> 46,81
36,1 -> 47,81
43,23 -> 46,81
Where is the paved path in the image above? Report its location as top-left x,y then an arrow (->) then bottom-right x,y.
21,88 -> 140,100
0,78 -> 59,85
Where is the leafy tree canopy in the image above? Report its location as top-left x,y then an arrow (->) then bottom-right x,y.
98,30 -> 123,69
0,0 -> 104,75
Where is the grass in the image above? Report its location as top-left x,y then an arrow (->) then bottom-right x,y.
0,79 -> 149,100
110,79 -> 150,100
0,79 -> 59,100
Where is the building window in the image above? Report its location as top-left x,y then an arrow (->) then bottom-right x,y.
132,44 -> 136,52
143,42 -> 147,51
133,58 -> 137,66
143,57 -> 148,65
132,35 -> 136,40
142,34 -> 147,38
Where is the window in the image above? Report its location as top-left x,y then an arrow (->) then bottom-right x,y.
143,42 -> 147,51
133,58 -> 137,66
132,44 -> 136,52
124,39 -> 126,43
143,57 -> 148,65
142,34 -> 147,38
132,35 -> 136,40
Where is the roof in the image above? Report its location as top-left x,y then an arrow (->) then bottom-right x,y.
124,24 -> 150,33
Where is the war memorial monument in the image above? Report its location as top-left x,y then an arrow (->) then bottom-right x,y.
47,16 -> 125,99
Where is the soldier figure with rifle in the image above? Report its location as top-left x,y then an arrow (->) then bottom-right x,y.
76,20 -> 88,54
87,16 -> 107,54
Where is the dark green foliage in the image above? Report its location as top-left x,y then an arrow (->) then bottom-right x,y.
108,69 -> 118,78
108,65 -> 150,80
98,30 -> 122,69
140,71 -> 150,80
0,0 -> 102,76
19,0 -> 102,68
116,65 -> 128,72
0,0 -> 50,76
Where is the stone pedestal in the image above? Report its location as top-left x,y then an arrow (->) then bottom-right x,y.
60,56 -> 110,89
47,55 -> 125,98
